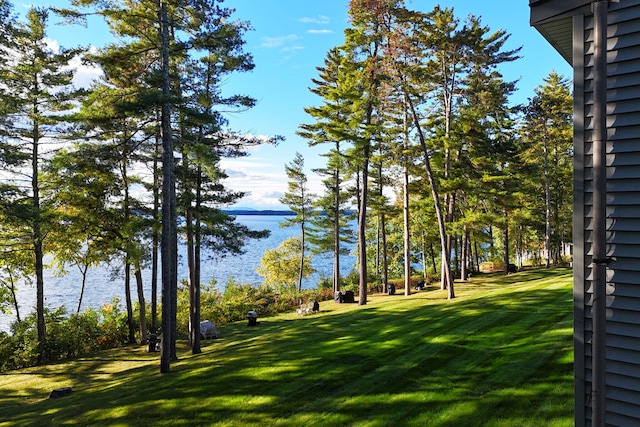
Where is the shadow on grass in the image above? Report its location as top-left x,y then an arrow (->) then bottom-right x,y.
0,270 -> 574,427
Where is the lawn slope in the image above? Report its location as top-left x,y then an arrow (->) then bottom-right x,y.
0,268 -> 574,427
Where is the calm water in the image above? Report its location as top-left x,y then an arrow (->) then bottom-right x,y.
0,215 -> 356,332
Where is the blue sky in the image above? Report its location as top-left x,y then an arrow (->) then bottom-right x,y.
25,0 -> 572,209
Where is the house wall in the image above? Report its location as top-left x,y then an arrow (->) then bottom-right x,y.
574,1 -> 640,425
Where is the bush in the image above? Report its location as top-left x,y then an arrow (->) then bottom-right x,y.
340,270 -> 360,293
0,299 -> 131,372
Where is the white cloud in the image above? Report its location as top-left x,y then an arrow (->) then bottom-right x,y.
307,29 -> 333,35
260,34 -> 299,49
220,156 -> 324,209
299,15 -> 330,25
44,38 -> 60,53
67,50 -> 103,88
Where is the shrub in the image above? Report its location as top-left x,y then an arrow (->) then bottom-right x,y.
95,298 -> 129,349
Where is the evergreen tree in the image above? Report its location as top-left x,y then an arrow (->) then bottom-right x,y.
342,0 -> 395,305
523,72 -> 573,267
0,7 -> 83,362
279,152 -> 315,292
63,0 -> 266,370
299,47 -> 356,294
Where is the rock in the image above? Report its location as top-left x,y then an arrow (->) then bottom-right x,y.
48,387 -> 72,399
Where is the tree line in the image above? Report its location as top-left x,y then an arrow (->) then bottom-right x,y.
0,0 -> 277,371
285,1 -> 572,304
0,0 -> 572,370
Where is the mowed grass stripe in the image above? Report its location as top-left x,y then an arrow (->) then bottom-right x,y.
286,273 -> 572,424
0,269 -> 573,427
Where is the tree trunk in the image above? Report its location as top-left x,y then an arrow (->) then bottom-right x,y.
333,153 -> 341,294
151,128 -> 161,333
402,105 -> 411,295
35,237 -> 46,363
298,220 -> 305,292
32,117 -> 46,363
381,213 -> 389,292
76,264 -> 89,314
461,228 -> 468,281
192,168 -> 202,354
407,96 -> 454,299
159,0 -> 176,373
503,210 -> 510,274
135,263 -> 148,344
358,147 -> 370,305
543,121 -> 551,268
124,257 -> 136,344
7,272 -> 21,323
185,162 -> 196,347
474,240 -> 480,274
420,233 -> 427,280
429,242 -> 437,277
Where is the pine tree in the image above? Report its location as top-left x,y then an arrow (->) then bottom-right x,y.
279,152 -> 315,292
523,72 -> 573,267
0,7 -> 83,362
63,0 -> 267,370
299,47 -> 356,294
342,0 -> 396,305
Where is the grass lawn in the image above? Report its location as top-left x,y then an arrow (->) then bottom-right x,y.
0,268 -> 574,426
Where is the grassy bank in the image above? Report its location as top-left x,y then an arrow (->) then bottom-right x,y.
0,268 -> 574,426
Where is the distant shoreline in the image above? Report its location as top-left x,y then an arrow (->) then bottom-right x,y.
224,209 -> 294,216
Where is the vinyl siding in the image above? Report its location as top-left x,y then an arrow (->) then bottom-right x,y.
579,1 -> 640,425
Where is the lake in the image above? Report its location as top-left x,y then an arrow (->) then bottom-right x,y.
0,215 -> 356,332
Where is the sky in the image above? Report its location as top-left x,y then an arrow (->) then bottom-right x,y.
22,0 -> 572,209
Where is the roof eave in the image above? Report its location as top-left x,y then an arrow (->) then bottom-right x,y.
529,0 -> 593,66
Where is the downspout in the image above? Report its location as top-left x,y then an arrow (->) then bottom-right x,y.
591,1 -> 608,425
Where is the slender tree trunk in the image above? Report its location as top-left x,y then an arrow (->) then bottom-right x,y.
151,128 -> 161,333
298,220 -> 305,292
375,215 -> 381,288
474,240 -> 480,274
358,146 -> 370,305
159,0 -> 176,373
76,264 -> 89,314
121,143 -> 135,345
429,243 -> 437,277
7,272 -> 21,323
124,257 -> 135,344
333,152 -> 341,294
381,213 -> 389,293
441,70 -> 456,292
185,156 -> 196,347
34,237 -> 45,362
420,233 -> 427,280
461,227 -> 468,281
407,96 -> 454,298
543,121 -> 551,268
32,112 -> 46,363
503,210 -> 510,274
135,262 -> 148,344
402,104 -> 411,295
192,168 -> 202,354
403,162 -> 411,295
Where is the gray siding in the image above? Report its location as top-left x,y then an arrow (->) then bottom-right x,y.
578,1 -> 640,425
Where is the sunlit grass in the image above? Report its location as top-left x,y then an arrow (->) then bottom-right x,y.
0,268 -> 574,426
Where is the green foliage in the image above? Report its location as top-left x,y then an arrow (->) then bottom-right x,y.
176,277 -> 335,336
257,237 -> 315,294
0,299 -> 129,372
339,269 -> 361,293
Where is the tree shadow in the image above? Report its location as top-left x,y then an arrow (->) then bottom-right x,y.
0,271 -> 574,426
